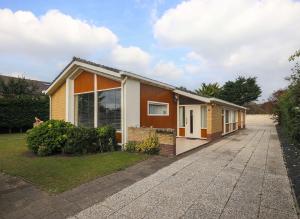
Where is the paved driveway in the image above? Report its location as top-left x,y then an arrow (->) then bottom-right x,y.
72,115 -> 298,219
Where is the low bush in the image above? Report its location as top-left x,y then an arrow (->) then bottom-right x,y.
27,120 -> 118,156
136,133 -> 160,155
63,127 -> 99,154
96,125 -> 116,152
125,141 -> 137,153
27,120 -> 73,156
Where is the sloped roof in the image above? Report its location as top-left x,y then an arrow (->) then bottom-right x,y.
47,57 -> 246,110
0,74 -> 50,93
51,57 -> 121,85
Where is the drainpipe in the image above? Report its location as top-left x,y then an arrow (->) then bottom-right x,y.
121,76 -> 128,150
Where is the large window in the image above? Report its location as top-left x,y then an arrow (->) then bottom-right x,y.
179,106 -> 185,127
74,92 -> 94,128
98,89 -> 121,130
148,101 -> 169,116
201,105 -> 207,128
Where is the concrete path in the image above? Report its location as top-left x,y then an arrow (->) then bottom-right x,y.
72,116 -> 298,219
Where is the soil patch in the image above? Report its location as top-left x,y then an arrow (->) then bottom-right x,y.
277,125 -> 300,208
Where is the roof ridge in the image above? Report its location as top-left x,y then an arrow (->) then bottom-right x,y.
72,57 -> 121,73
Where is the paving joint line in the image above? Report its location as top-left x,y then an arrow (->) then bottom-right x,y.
217,129 -> 266,218
181,129 -> 261,218
256,128 -> 271,218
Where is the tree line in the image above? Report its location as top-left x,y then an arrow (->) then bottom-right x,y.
0,77 -> 49,133
177,76 -> 262,106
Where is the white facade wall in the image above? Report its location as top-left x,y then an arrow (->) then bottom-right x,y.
122,78 -> 140,143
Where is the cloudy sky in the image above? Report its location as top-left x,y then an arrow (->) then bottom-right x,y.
1,0 -> 300,101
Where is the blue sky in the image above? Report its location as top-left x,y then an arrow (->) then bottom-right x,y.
0,0 -> 300,101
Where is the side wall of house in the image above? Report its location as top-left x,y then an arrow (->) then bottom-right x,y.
207,104 -> 223,140
50,82 -> 66,120
123,78 -> 140,143
140,83 -> 177,130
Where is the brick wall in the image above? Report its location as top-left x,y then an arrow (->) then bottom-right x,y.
51,82 -> 66,120
207,104 -> 223,140
127,127 -> 176,156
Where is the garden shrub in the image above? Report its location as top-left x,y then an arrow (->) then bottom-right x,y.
125,141 -> 137,153
63,127 -> 99,154
96,125 -> 116,152
27,120 -> 73,156
136,133 -> 160,155
274,62 -> 300,146
27,121 -> 118,156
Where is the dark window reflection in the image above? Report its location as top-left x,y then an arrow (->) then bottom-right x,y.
98,89 -> 121,130
75,92 -> 94,128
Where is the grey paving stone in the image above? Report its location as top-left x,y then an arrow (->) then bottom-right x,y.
261,189 -> 296,214
221,199 -> 260,219
259,206 -> 298,219
75,204 -> 113,219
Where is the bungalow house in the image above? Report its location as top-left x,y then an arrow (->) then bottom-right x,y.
45,57 -> 246,153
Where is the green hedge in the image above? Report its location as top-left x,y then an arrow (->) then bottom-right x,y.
275,62 -> 300,145
0,96 -> 49,133
26,120 -> 117,156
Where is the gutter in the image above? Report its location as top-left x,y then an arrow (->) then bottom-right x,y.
121,76 -> 128,149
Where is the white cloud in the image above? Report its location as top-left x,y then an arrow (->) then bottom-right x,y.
0,8 -> 151,76
0,9 -> 118,58
110,45 -> 151,73
152,60 -> 183,80
154,0 -> 300,99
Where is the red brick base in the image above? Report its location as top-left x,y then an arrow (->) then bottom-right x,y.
160,144 -> 176,156
207,131 -> 222,141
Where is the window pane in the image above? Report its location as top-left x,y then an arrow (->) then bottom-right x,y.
75,93 -> 94,128
179,106 -> 185,127
98,89 -> 121,130
201,106 -> 207,128
225,110 -> 229,123
149,103 -> 168,115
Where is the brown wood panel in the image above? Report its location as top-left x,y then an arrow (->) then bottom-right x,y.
97,75 -> 121,90
201,129 -> 207,138
140,83 -> 177,129
116,132 -> 122,143
179,128 -> 185,137
74,71 -> 94,93
222,115 -> 224,133
226,124 -> 229,133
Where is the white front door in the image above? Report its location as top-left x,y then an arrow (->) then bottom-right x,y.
185,105 -> 200,138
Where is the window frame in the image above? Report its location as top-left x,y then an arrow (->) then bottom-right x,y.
147,101 -> 169,116
200,105 -> 208,129
74,91 -> 95,128
179,106 -> 185,127
97,87 -> 121,130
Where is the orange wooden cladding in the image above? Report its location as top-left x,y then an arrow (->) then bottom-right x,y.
97,75 -> 121,90
201,129 -> 207,138
115,132 -> 122,143
74,71 -> 94,93
179,128 -> 185,136
140,83 -> 177,129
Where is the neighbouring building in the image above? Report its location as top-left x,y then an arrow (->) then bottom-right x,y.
0,74 -> 50,95
45,57 -> 246,154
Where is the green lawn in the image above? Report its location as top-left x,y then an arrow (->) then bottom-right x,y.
0,134 -> 148,193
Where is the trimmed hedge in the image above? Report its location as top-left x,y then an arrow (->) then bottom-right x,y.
0,96 -> 49,133
27,120 -> 117,156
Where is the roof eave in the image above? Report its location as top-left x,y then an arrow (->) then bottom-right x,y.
209,98 -> 247,110
173,89 -> 210,103
120,71 -> 175,90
